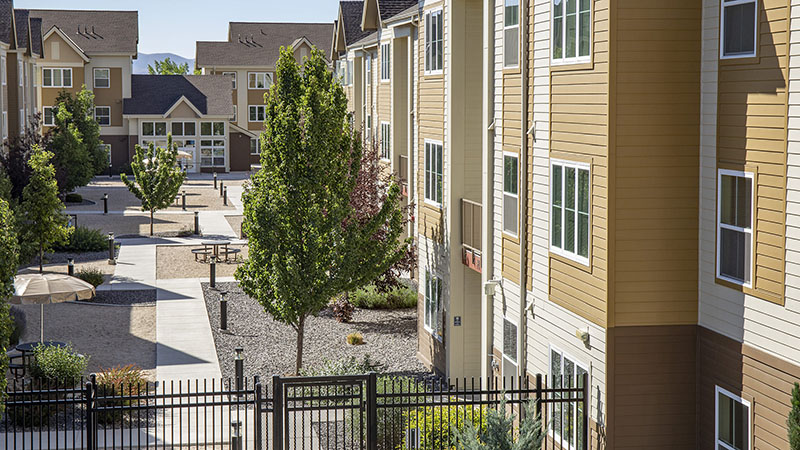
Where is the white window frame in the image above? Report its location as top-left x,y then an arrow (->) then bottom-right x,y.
42,106 -> 55,126
200,121 -> 226,137
223,71 -> 237,89
381,43 -> 391,81
248,105 -> 266,123
716,169 -> 754,288
720,0 -> 758,59
94,106 -> 111,126
380,121 -> 391,160
93,68 -> 110,89
199,139 -> 226,168
715,385 -> 751,450
503,0 -> 520,68
141,121 -> 168,137
42,68 -> 72,88
548,345 -> 589,450
550,159 -> 591,265
1,56 -> 6,86
366,54 -> 372,86
424,139 -> 443,207
2,112 -> 7,140
503,152 -> 519,237
250,136 -> 261,155
424,270 -> 442,341
171,121 -> 196,137
424,8 -> 444,75
551,0 -> 592,66
248,72 -> 272,90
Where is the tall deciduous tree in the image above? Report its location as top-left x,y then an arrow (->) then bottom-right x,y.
0,198 -> 18,412
20,146 -> 70,272
235,47 -> 410,374
121,135 -> 186,236
55,89 -> 105,175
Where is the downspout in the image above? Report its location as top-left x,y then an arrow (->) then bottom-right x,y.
409,18 -> 417,239
481,0 -> 497,381
518,0 -> 529,379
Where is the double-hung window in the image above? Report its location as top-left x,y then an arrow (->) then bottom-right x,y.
503,153 -> 519,235
42,68 -> 72,88
249,105 -> 266,122
380,122 -> 391,160
551,160 -> 590,263
248,72 -> 272,89
200,121 -> 225,167
201,121 -> 225,137
381,43 -> 391,81
549,347 -> 588,450
250,137 -> 261,155
43,106 -> 55,126
552,0 -> 591,64
504,0 -> 520,67
424,271 -> 442,340
717,170 -> 753,286
366,54 -> 372,85
424,140 -> 443,205
94,106 -> 111,126
93,68 -> 110,88
1,56 -> 6,86
425,9 -> 444,74
716,386 -> 750,450
223,72 -> 237,89
502,318 -> 518,384
171,121 -> 196,137
721,0 -> 757,58
347,60 -> 354,86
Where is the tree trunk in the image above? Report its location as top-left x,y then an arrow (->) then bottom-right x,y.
150,210 -> 154,236
38,242 -> 43,273
295,315 -> 306,375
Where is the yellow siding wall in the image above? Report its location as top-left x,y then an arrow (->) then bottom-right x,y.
93,67 -> 124,127
502,71 -> 522,283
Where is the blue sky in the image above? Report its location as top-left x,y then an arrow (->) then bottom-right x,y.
16,0 -> 339,59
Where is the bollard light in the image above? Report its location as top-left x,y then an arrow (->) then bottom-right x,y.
220,290 -> 228,331
103,193 -> 108,214
182,190 -> 187,211
67,258 -> 75,276
209,256 -> 216,288
219,179 -> 224,197
107,233 -> 116,265
230,420 -> 243,450
223,186 -> 228,206
213,172 -> 218,189
234,347 -> 244,395
194,211 -> 200,235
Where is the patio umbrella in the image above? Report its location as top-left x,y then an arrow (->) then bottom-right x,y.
10,273 -> 95,342
176,150 -> 193,160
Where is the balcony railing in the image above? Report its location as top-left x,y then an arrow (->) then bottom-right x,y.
461,198 -> 482,273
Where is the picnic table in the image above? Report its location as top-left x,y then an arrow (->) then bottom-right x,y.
193,240 -> 241,263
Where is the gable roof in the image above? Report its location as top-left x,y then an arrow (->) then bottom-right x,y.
29,17 -> 42,56
13,9 -> 27,51
27,9 -> 138,55
340,1 -> 370,46
0,0 -> 14,47
196,22 -> 333,68
377,0 -> 418,22
123,75 -> 233,117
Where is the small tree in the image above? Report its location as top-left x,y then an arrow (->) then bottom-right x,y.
148,57 -> 201,75
50,86 -> 104,194
789,382 -> 800,450
236,47 -> 409,374
19,146 -> 70,272
121,135 -> 186,236
451,400 -> 545,450
0,198 -> 18,412
0,113 -> 50,202
55,89 -> 105,176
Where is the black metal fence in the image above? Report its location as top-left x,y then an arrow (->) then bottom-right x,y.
2,373 -> 589,450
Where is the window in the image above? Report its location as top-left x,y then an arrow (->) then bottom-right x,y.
18,62 -> 22,87
171,121 -> 196,136
551,160 -> 590,263
93,68 -> 110,88
552,0 -> 591,63
425,9 -> 444,74
366,53 -> 372,85
717,170 -> 753,286
201,122 -> 225,136
1,56 -> 6,86
43,106 -> 55,126
502,318 -> 518,386
250,137 -> 261,155
94,106 -> 111,126
716,386 -> 750,450
249,105 -> 266,122
142,121 -> 167,137
366,114 -> 372,139
99,143 -> 112,167
549,347 -> 588,450
424,271 -> 442,340
248,72 -> 272,89
721,0 -> 757,58
2,112 -> 7,140
380,122 -> 391,160
141,139 -> 169,149
223,72 -> 237,89
424,141 -> 443,205
503,154 -> 519,235
381,43 -> 391,81
504,0 -> 520,67
200,139 -> 225,167
347,60 -> 354,86
42,68 -> 72,88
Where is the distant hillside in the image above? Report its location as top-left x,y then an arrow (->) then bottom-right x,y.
133,53 -> 195,75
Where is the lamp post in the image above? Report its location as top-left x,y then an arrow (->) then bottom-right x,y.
194,211 -> 200,235
209,256 -> 216,288
234,347 -> 244,395
213,172 -> 218,189
223,187 -> 228,206
219,179 -> 224,197
220,290 -> 228,331
181,190 -> 186,211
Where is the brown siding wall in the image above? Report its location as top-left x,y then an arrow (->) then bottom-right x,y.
7,55 -> 19,136
93,67 -> 124,127
611,0 -> 702,326
698,326 -> 800,450
606,325 -> 697,450
247,87 -> 269,131
547,0 -> 609,328
715,0 -> 788,305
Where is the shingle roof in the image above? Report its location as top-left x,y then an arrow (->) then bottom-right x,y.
196,22 -> 333,68
377,0 -> 418,22
123,75 -> 233,117
13,9 -> 26,50
28,17 -> 41,56
384,2 -> 419,23
0,0 -> 14,47
340,1 -> 370,46
27,9 -> 138,55
351,30 -> 378,47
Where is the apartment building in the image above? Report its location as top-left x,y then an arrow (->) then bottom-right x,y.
339,0 -> 800,448
196,22 -> 333,171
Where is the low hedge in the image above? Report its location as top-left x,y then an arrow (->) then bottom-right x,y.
54,226 -> 107,253
349,284 -> 417,310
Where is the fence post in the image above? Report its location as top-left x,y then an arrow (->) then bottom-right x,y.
366,372 -> 378,450
535,373 -> 543,434
272,375 -> 284,450
582,372 -> 589,450
254,376 -> 263,450
85,375 -> 96,450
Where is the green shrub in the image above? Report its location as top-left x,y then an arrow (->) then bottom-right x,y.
789,382 -> 800,450
349,284 -> 417,309
451,400 -> 544,450
76,267 -> 104,287
28,343 -> 88,385
64,193 -> 83,203
403,401 -> 486,450
54,226 -> 107,252
96,365 -> 148,424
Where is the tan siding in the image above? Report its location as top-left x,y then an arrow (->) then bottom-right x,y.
716,0 -> 788,305
93,67 -> 123,127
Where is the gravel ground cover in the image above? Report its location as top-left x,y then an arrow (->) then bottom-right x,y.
18,256 -> 116,286
201,282 -> 426,379
67,186 -> 235,212
156,245 -> 247,279
225,215 -> 244,239
90,289 -> 157,306
74,212 -> 195,237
